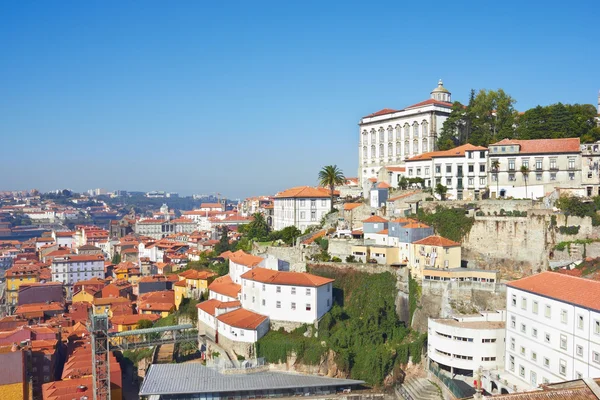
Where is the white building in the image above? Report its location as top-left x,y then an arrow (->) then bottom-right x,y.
428,311 -> 506,378
273,186 -> 331,232
51,254 -> 105,298
488,138 -> 582,199
503,272 -> 600,390
405,143 -> 488,200
358,80 -> 454,193
197,299 -> 269,344
239,267 -> 334,324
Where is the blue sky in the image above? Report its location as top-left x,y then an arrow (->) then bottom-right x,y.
1,1 -> 598,199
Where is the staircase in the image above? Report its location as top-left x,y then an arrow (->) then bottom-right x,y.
397,377 -> 442,400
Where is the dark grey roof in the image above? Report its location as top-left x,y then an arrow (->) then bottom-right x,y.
139,364 -> 364,395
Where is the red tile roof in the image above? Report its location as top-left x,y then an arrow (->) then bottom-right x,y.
407,143 -> 487,161
222,250 -> 264,268
178,269 -> 217,280
363,108 -> 399,118
507,271 -> 600,311
196,299 -> 241,316
405,98 -> 453,109
385,166 -> 406,172
241,267 -> 334,287
208,275 -> 241,299
110,314 -> 160,326
275,186 -> 331,199
363,215 -> 388,223
216,308 -> 268,330
490,138 -> 580,154
412,235 -> 460,247
343,203 -> 363,211
377,182 -> 391,189
377,229 -> 389,234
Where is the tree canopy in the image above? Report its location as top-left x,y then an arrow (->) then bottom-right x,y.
318,165 -> 345,212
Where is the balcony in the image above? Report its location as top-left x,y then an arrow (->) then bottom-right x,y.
550,166 -> 559,171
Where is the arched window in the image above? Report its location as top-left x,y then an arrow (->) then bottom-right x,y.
370,130 -> 375,143
379,128 -> 385,142
422,121 -> 429,136
413,122 -> 419,138
404,124 -> 410,139
362,130 -> 368,144
370,145 -> 375,158
413,139 -> 419,154
422,138 -> 428,153
388,127 -> 393,141
404,140 -> 409,154
363,146 -> 367,159
388,143 -> 393,156
379,144 -> 384,158
396,141 -> 401,155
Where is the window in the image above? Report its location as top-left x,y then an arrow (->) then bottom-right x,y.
519,365 -> 525,377
291,287 -> 296,295
482,338 -> 497,343
509,159 -> 515,171
468,164 -> 474,173
576,345 -> 583,357
446,178 -> 452,186
569,158 -> 575,169
306,288 -> 311,295
468,177 -> 474,186
543,357 -> 550,368
435,165 -> 441,174
578,314 -> 584,329
521,323 -> 526,333
508,173 -> 515,181
480,177 -> 486,186
511,316 -> 516,328
536,158 -> 543,170
560,334 -> 567,350
545,305 -> 551,318
311,211 -> 316,221
425,167 -> 430,176
240,330 -> 244,336
531,351 -> 537,362
509,355 -> 515,371
276,301 -> 281,308
577,372 -> 583,379
252,296 -> 255,303
262,284 -> 266,291
561,309 -> 567,324
321,199 -> 327,207
327,299 -> 330,307
545,333 -> 551,343
243,294 -> 247,300
559,359 -> 566,376
276,286 -> 281,293
480,164 -> 485,173
530,371 -> 537,386
446,165 -> 452,173
511,294 -> 517,307
536,173 -> 542,181
543,378 -> 550,384
551,172 -> 557,180
520,346 -> 526,356
306,304 -> 312,311
416,168 -> 421,176
291,302 -> 296,310
595,320 -> 600,335
510,337 -> 515,350
594,351 -> 600,364
262,299 -> 265,306
569,172 -> 575,180
327,284 -> 330,292
550,158 -> 557,169
532,328 -> 538,338
533,301 -> 538,314
521,297 -> 527,309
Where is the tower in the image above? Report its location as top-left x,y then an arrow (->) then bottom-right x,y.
89,312 -> 111,400
430,79 -> 451,103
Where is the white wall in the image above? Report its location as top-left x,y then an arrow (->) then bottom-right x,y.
229,261 -> 251,285
217,317 -> 270,343
51,259 -> 104,297
209,291 -> 238,303
273,197 -> 331,231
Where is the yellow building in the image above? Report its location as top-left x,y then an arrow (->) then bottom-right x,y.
93,297 -> 132,317
5,264 -> 40,305
350,244 -> 400,265
411,235 -> 462,278
173,280 -> 187,310
72,286 -> 101,304
422,267 -> 499,283
110,314 -> 160,332
174,269 -> 217,309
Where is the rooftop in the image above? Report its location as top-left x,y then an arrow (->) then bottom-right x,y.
140,363 -> 364,396
216,307 -> 267,330
413,235 -> 460,247
208,275 -> 241,299
406,143 -> 487,162
275,186 -> 331,199
431,318 -> 505,330
241,267 -> 334,287
489,137 -> 581,154
507,271 -> 600,312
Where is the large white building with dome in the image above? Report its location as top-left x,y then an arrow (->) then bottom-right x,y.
358,80 -> 454,193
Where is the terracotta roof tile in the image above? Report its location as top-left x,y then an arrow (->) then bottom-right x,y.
490,137 -> 580,155
412,235 -> 460,247
407,143 -> 487,161
343,203 -> 363,211
216,308 -> 268,330
275,186 -> 331,199
110,314 -> 160,326
196,299 -> 241,316
363,215 -> 388,223
241,267 -> 334,287
208,275 -> 241,299
507,271 -> 600,311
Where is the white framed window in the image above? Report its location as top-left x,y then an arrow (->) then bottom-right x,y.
511,316 -> 516,328
521,323 -> 526,333
520,346 -> 526,356
306,288 -> 311,295
306,303 -> 312,311
559,359 -> 566,376
521,297 -> 527,309
578,314 -> 584,329
276,286 -> 281,293
240,329 -> 244,336
560,334 -> 567,350
545,305 -> 551,318
262,299 -> 265,306
576,345 -> 583,357
543,357 -> 550,368
531,351 -> 537,362
291,287 -> 296,295
533,301 -> 538,314
291,302 -> 296,310
561,310 -> 567,324
510,337 -> 515,350
519,365 -> 525,377
595,320 -> 600,335
511,295 -> 517,307
545,333 -> 551,343
532,328 -> 538,338
509,355 -> 515,371
276,301 -> 281,308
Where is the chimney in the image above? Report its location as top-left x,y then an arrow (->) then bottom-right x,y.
77,385 -> 87,392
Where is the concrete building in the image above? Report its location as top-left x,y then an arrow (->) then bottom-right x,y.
428,311 -> 506,378
405,143 -> 488,200
581,141 -> 600,196
488,138 -> 582,199
273,186 -> 331,231
358,80 -> 453,194
51,255 -> 105,299
411,235 -> 461,278
501,272 -> 600,391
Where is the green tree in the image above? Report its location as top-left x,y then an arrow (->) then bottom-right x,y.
280,226 -> 301,246
516,103 -> 600,142
318,165 -> 345,212
214,226 -> 231,254
398,176 -> 408,190
434,183 -> 448,200
245,212 -> 270,240
520,165 -> 530,199
491,159 -> 500,198
111,253 -> 121,264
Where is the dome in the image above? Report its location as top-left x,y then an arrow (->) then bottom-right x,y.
431,79 -> 450,94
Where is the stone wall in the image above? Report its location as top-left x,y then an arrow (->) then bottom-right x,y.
420,198 -> 547,214
253,243 -> 322,272
270,320 -> 306,333
328,239 -> 360,261
462,211 -> 599,277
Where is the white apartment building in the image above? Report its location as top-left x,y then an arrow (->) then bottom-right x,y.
358,80 -> 453,193
581,141 -> 600,197
504,272 -> 600,390
51,254 -> 105,298
405,143 -> 488,200
239,267 -> 334,324
428,311 -> 506,377
488,138 -> 582,199
273,186 -> 331,232
197,299 -> 270,344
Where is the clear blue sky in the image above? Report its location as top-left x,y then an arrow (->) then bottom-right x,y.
1,1 -> 598,199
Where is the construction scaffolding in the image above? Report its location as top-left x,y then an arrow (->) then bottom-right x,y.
89,312 -> 111,400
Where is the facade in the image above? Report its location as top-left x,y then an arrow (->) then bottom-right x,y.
410,235 -> 461,278
358,80 -> 453,193
273,186 -> 331,231
488,138 -> 582,199
405,144 -> 488,200
5,264 -> 40,305
504,272 -> 600,390
580,141 -> 600,196
239,267 -> 334,324
51,255 -> 105,299
135,218 -> 197,240
428,311 -> 506,377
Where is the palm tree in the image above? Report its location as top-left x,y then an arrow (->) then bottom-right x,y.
318,165 -> 345,212
521,165 -> 530,199
434,183 -> 448,201
491,159 -> 500,198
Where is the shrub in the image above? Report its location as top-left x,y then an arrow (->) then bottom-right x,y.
558,225 -> 580,235
345,255 -> 357,263
331,256 -> 342,262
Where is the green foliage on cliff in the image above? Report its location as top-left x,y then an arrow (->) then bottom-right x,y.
555,196 -> 600,226
417,206 -> 474,242
256,267 -> 427,386
408,273 -> 421,324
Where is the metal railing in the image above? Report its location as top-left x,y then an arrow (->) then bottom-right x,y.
429,363 -> 473,399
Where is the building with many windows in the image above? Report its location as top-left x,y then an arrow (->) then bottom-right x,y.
273,186 -> 331,232
501,272 -> 600,392
488,138 -> 582,199
358,80 -> 454,193
51,255 -> 105,299
405,143 -> 488,200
